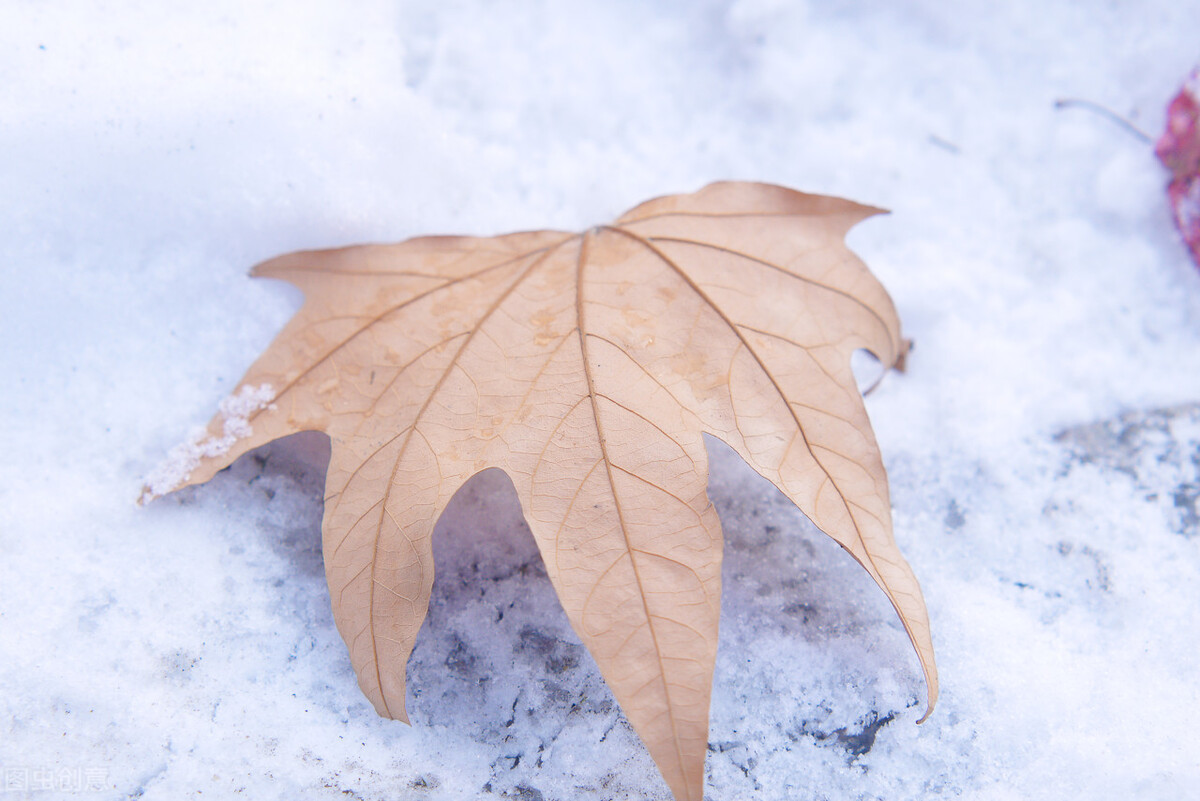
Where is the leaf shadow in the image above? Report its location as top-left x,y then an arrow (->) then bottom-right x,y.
409,468 -> 655,797
205,430 -> 910,797
703,434 -> 886,644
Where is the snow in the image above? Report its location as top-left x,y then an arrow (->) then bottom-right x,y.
140,384 -> 276,502
3,2 -> 1200,799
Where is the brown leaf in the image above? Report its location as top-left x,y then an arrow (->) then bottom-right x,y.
143,181 -> 937,801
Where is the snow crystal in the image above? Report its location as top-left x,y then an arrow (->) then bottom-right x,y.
139,383 -> 276,502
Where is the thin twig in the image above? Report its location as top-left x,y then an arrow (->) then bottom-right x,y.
1054,98 -> 1154,143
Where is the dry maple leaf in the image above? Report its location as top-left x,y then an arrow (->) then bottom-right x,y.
143,181 -> 937,801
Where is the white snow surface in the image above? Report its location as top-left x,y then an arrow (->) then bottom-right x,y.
3,2 -> 1200,799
